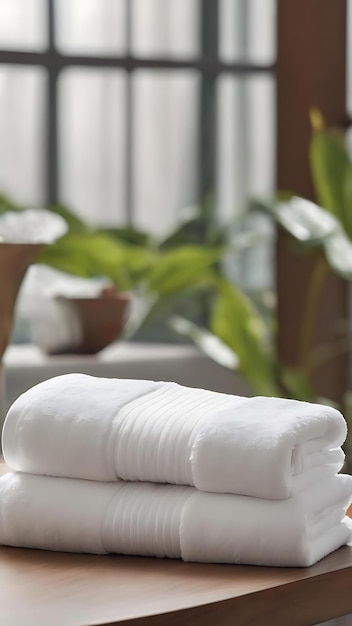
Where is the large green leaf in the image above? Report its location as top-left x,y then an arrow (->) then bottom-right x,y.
146,245 -> 223,296
120,245 -> 158,285
310,130 -> 350,227
210,278 -> 279,396
169,315 -> 239,370
251,195 -> 339,246
159,216 -> 225,249
158,201 -> 226,249
276,196 -> 339,243
38,232 -> 157,290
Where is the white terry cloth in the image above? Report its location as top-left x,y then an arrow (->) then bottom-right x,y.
181,474 -> 352,567
190,396 -> 347,499
0,472 -> 189,558
0,472 -> 351,567
2,374 -> 347,499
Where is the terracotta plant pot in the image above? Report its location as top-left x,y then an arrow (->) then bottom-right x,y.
48,292 -> 131,355
0,243 -> 44,422
0,243 -> 44,361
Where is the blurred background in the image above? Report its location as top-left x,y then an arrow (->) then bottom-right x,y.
1,0 -> 352,423
0,0 -> 275,233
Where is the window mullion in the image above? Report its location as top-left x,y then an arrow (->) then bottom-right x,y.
125,0 -> 134,225
199,0 -> 219,241
46,0 -> 59,205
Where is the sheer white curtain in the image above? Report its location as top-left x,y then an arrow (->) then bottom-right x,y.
0,64 -> 45,206
218,0 -> 275,225
57,0 -> 200,234
0,0 -> 46,50
0,0 -> 276,238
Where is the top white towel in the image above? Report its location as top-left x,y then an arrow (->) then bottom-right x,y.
2,373 -> 347,500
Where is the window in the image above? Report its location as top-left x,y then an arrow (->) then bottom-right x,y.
0,0 -> 276,238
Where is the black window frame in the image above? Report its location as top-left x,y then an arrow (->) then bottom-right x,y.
0,0 -> 275,226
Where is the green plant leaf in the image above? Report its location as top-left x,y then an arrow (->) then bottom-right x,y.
310,129 -> 350,227
159,216 -> 226,248
47,204 -> 88,233
120,246 -> 158,285
38,232 -> 157,290
146,245 -> 223,296
249,192 -> 293,216
101,227 -> 152,247
324,229 -> 352,278
276,196 -> 339,243
279,366 -> 315,402
158,201 -> 226,249
210,278 -> 279,396
0,194 -> 24,214
342,163 -> 352,240
122,291 -> 159,339
169,315 -> 239,370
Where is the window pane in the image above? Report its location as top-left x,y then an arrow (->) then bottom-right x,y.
246,75 -> 275,197
0,0 -> 46,51
217,75 -> 275,291
219,0 -> 276,64
59,69 -> 127,226
217,77 -> 247,224
132,0 -> 200,58
133,71 -> 199,236
217,74 -> 275,222
55,0 -> 126,55
0,66 -> 45,205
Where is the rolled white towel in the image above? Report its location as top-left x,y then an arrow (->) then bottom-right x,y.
2,374 -> 347,499
0,471 -> 351,567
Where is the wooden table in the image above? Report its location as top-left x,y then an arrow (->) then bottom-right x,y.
1,544 -> 352,626
1,463 -> 352,626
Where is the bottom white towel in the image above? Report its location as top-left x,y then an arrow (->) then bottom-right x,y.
0,471 -> 351,567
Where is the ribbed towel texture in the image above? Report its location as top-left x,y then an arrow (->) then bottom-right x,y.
1,373 -> 351,567
2,373 -> 347,499
0,471 -> 351,567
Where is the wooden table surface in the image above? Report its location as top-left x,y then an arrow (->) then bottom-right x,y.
1,544 -> 352,626
1,465 -> 352,626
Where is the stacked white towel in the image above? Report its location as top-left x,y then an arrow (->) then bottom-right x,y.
2,374 -> 347,498
1,373 -> 351,567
